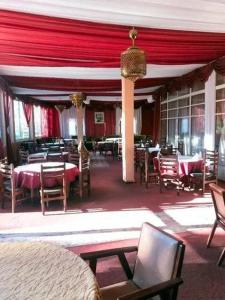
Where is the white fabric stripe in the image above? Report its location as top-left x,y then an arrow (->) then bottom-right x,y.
0,64 -> 204,80
31,95 -> 152,102
11,86 -> 162,95
1,0 -> 225,32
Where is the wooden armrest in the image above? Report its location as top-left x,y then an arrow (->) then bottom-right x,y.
80,246 -> 137,279
80,245 -> 138,260
118,278 -> 183,300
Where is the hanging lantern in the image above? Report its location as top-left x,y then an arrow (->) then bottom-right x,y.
121,28 -> 146,82
70,92 -> 86,108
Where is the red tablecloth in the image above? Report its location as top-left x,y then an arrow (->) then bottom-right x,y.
14,162 -> 79,189
154,156 -> 203,176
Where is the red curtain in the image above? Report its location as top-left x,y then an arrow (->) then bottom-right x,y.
1,9 -> 225,68
85,108 -> 115,137
41,106 -> 60,137
22,102 -> 33,125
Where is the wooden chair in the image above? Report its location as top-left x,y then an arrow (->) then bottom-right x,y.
79,153 -> 90,199
159,154 -> 181,195
19,149 -> 29,164
189,149 -> 218,193
40,163 -> 67,215
207,183 -> 225,266
0,162 -> 28,212
78,141 -> 90,199
80,222 -> 185,300
28,153 -> 47,164
47,152 -> 64,162
144,151 -> 159,188
134,147 -> 146,183
68,152 -> 79,166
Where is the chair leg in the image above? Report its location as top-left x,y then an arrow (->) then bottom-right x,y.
63,197 -> 67,212
12,195 -> 15,213
207,220 -> 217,248
218,248 -> 225,266
41,200 -> 45,215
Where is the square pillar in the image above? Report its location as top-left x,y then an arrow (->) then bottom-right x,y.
121,78 -> 135,182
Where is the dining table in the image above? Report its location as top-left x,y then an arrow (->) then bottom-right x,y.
0,242 -> 101,300
14,162 -> 79,190
154,154 -> 203,185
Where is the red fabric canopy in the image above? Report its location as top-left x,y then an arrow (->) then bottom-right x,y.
1,9 -> 225,67
4,76 -> 171,92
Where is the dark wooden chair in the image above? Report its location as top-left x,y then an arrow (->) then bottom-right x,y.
80,222 -> 185,300
28,153 -> 47,164
79,153 -> 90,198
207,183 -> 225,266
19,149 -> 29,164
40,163 -> 67,215
189,149 -> 218,193
159,154 -> 181,195
144,151 -> 159,188
0,162 -> 28,212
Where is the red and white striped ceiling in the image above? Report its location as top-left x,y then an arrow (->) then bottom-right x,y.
1,1 -> 225,103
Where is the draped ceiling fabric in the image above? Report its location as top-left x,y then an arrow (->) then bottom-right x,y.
1,6 -> 225,106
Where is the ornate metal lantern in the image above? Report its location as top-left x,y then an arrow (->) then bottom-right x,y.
121,28 -> 146,82
70,92 -> 86,108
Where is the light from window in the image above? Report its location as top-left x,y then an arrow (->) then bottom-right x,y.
14,100 -> 30,140
34,105 -> 42,137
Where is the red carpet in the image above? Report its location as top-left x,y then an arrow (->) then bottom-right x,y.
68,228 -> 225,300
2,155 -> 225,299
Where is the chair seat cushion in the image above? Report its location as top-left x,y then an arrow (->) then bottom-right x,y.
100,280 -> 139,300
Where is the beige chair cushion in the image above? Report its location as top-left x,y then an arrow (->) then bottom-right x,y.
133,223 -> 178,289
100,280 -> 139,300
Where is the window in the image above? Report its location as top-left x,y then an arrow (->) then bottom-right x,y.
33,105 -> 42,137
13,100 -> 30,140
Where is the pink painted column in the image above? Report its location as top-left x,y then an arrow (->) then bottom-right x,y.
121,78 -> 135,182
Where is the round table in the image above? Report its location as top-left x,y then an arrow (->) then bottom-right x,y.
0,242 -> 101,300
14,162 -> 79,189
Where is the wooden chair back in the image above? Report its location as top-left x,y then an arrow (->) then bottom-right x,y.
68,152 -> 79,166
202,149 -> 218,192
19,149 -> 29,164
159,154 -> 181,195
40,163 -> 66,214
79,153 -> 90,198
28,154 -> 47,164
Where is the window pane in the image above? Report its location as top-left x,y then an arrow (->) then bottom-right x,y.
178,118 -> 189,138
191,94 -> 204,105
216,101 -> 225,114
216,88 -> 225,100
178,97 -> 189,107
34,106 -> 42,137
168,109 -> 177,118
14,100 -> 30,140
178,107 -> 189,117
160,120 -> 167,141
191,104 -> 205,116
161,103 -> 167,111
168,101 -> 177,109
191,116 -> 204,154
168,119 -> 176,145
215,114 -> 225,150
216,73 -> 225,85
161,110 -> 167,118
